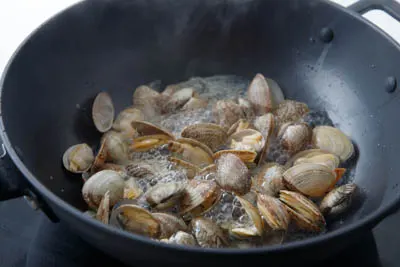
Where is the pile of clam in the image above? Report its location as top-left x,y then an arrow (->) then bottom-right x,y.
63,73 -> 358,248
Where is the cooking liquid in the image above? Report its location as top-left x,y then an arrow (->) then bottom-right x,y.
129,75 -> 355,246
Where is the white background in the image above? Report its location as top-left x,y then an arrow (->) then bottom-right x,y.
0,0 -> 400,74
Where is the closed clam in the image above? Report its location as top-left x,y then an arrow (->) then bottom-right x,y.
231,196 -> 264,238
213,100 -> 245,130
163,88 -> 196,113
92,92 -> 115,133
153,213 -> 188,239
253,113 -> 275,165
312,126 -> 354,161
279,190 -> 325,232
63,143 -> 94,173
191,217 -> 229,248
168,231 -> 197,246
168,138 -> 213,167
145,182 -> 186,210
168,157 -> 200,179
320,183 -> 357,217
255,163 -> 285,197
110,203 -> 160,238
181,123 -> 227,152
96,191 -> 110,224
265,77 -> 285,106
227,119 -> 253,136
216,153 -> 251,195
283,163 -> 337,197
257,194 -> 290,231
278,123 -> 311,154
238,98 -> 255,120
294,153 -> 340,170
273,100 -> 309,127
247,74 -> 272,115
228,129 -> 265,153
82,170 -> 125,209
180,180 -> 221,216
213,150 -> 257,163
112,108 -> 144,135
132,85 -> 162,119
181,97 -> 208,111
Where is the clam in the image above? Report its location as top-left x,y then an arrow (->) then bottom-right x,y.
266,77 -> 285,106
213,150 -> 257,163
215,153 -> 251,195
254,163 -> 285,197
284,149 -> 327,169
123,178 -> 143,200
257,194 -> 290,231
112,108 -> 145,135
181,97 -> 208,111
320,183 -> 357,217
92,92 -> 115,133
130,121 -> 174,151
125,162 -> 154,178
213,100 -> 245,130
153,213 -> 188,239
145,182 -> 186,210
168,157 -> 200,179
294,153 -> 340,170
253,113 -> 275,165
279,190 -> 325,232
168,231 -> 197,246
312,126 -> 354,161
228,129 -> 265,153
102,131 -> 130,164
278,123 -> 311,154
227,119 -> 253,136
110,203 -> 160,238
163,88 -> 197,113
273,100 -> 309,127
91,139 -> 108,174
180,180 -> 222,216
168,138 -> 213,167
82,170 -> 125,209
283,163 -> 336,197
63,143 -> 94,173
132,85 -> 162,119
96,191 -> 110,224
247,74 -> 274,115
161,85 -> 176,98
181,123 -> 228,152
238,98 -> 255,120
191,217 -> 229,248
231,196 -> 264,238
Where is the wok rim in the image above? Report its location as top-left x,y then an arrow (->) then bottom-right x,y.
0,0 -> 399,256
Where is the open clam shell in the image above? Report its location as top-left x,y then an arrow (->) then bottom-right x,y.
213,149 -> 257,163
294,153 -> 340,170
181,97 -> 208,111
82,170 -> 125,209
231,196 -> 264,237
112,107 -> 144,135
278,123 -> 311,154
213,100 -> 245,130
180,180 -> 222,216
279,190 -> 325,232
254,163 -> 285,197
63,143 -> 94,173
238,98 -> 255,120
312,126 -> 354,162
168,231 -> 197,246
168,138 -> 213,167
163,87 -> 197,113
284,149 -> 327,169
228,129 -> 265,153
132,85 -> 162,119
131,120 -> 174,139
96,190 -> 111,224
168,157 -> 200,179
101,131 -> 130,164
190,217 -> 229,248
92,92 -> 115,133
227,119 -> 253,136
257,193 -> 290,231
153,213 -> 188,239
320,183 -> 357,217
110,203 -> 160,238
283,163 -> 336,197
181,123 -> 227,152
145,182 -> 186,210
216,153 -> 251,195
123,178 -> 143,200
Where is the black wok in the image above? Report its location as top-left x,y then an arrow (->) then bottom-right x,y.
1,0 -> 400,266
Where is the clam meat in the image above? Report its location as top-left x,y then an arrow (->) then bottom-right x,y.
63,143 -> 94,173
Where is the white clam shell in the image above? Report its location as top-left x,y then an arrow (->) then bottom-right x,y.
92,92 -> 115,133
312,126 -> 354,161
63,143 -> 94,173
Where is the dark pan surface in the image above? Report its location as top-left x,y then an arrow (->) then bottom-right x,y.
1,0 -> 400,261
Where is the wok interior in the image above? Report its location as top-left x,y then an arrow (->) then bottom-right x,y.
2,0 -> 400,233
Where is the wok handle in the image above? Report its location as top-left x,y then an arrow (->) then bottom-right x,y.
0,142 -> 59,222
348,0 -> 400,22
